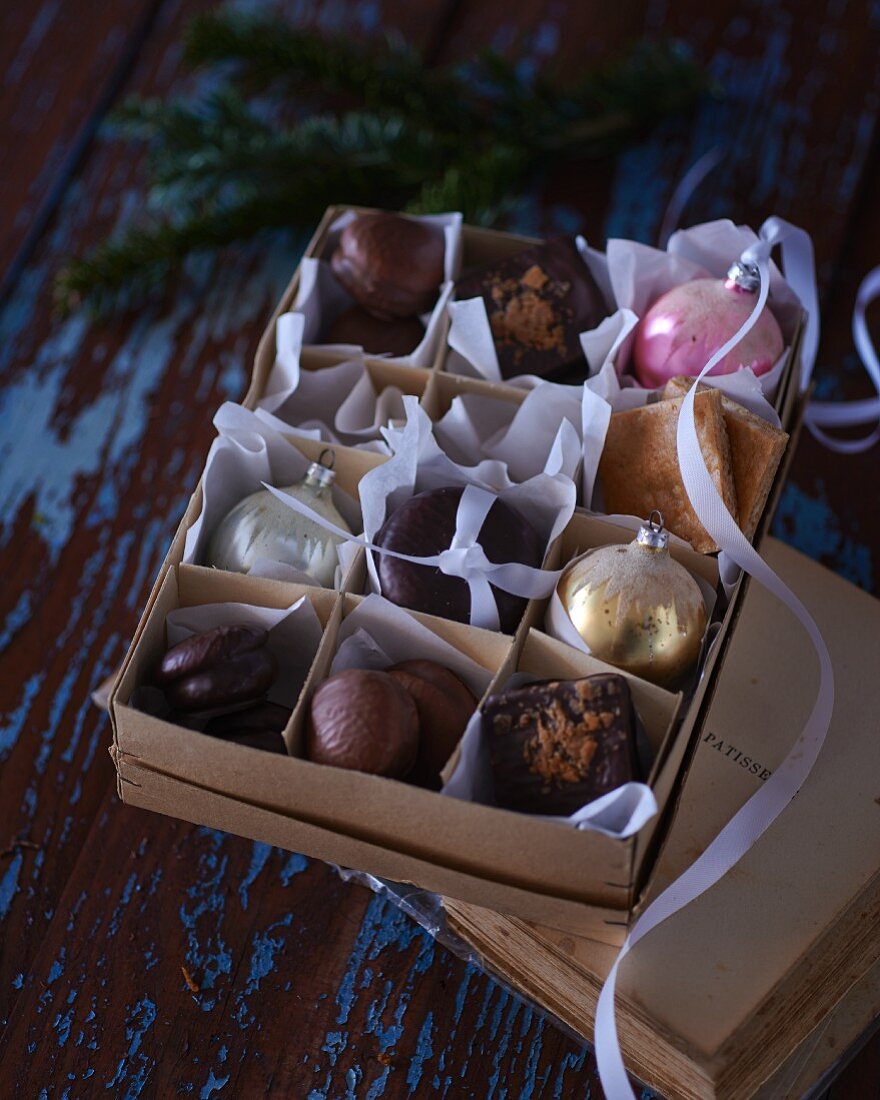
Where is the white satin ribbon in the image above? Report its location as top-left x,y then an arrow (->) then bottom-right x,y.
805,266 -> 880,452
595,220 -> 837,1098
661,153 -> 878,452
262,481 -> 561,632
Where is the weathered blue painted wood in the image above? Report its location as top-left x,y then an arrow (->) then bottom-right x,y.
0,0 -> 878,1097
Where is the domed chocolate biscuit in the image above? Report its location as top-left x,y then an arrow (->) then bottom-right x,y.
388,659 -> 477,788
156,624 -> 267,685
374,487 -> 543,633
205,701 -> 291,755
324,305 -> 425,356
454,236 -> 607,383
307,669 -> 419,778
156,624 -> 277,714
331,213 -> 445,320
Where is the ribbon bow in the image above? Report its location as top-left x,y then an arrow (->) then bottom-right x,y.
263,480 -> 560,633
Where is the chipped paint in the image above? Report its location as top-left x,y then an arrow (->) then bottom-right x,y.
0,2 -> 878,1097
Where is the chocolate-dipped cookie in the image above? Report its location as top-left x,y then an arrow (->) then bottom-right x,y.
388,659 -> 477,788
156,624 -> 267,685
454,237 -> 607,382
307,669 -> 419,778
156,625 -> 277,714
204,701 -> 291,755
324,305 -> 425,356
484,674 -> 640,816
331,213 -> 445,319
374,487 -> 543,633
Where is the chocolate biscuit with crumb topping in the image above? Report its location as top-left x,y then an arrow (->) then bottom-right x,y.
484,674 -> 640,816
454,237 -> 608,383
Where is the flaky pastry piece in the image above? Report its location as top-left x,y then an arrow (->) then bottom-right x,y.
663,377 -> 789,542
598,388 -> 737,554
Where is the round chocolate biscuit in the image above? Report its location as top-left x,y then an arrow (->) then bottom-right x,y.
374,487 -> 543,633
307,669 -> 419,779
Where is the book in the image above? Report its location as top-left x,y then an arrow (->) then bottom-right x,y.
446,536 -> 880,1099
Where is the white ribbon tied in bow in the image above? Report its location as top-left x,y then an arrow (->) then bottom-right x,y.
263,480 -> 560,633
595,217 -> 840,1099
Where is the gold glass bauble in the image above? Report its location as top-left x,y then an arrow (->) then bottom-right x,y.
558,512 -> 707,688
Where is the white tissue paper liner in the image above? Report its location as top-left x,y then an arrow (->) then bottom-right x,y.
293,210 -> 463,369
358,397 -> 577,607
166,595 -> 325,709
182,402 -> 363,586
254,312 -> 403,451
328,593 -> 494,700
446,235 -> 611,382
442,671 -> 658,838
584,219 -> 804,400
432,377 -> 609,502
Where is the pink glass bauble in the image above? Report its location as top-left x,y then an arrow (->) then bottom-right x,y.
632,267 -> 784,390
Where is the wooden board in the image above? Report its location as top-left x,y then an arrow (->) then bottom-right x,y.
0,0 -> 878,1096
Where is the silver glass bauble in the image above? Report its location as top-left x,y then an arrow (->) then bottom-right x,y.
205,451 -> 352,586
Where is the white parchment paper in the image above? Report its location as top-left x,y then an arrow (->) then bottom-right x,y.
254,312 -> 404,451
183,402 -> 362,586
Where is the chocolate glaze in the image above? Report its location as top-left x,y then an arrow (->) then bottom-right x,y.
307,669 -> 419,778
324,305 -> 424,355
164,648 -> 277,714
204,701 -> 291,755
374,486 -> 543,633
454,236 -> 607,382
331,213 -> 445,319
484,673 -> 640,815
388,659 -> 477,788
156,624 -> 267,685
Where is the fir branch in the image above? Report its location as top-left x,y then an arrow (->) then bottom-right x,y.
184,11 -> 471,135
55,188 -> 352,318
406,146 -> 529,225
58,11 -> 712,316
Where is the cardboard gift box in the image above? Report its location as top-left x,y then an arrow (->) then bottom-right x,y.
110,206 -> 808,945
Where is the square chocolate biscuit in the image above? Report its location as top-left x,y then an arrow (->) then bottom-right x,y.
484,674 -> 639,816
454,237 -> 608,383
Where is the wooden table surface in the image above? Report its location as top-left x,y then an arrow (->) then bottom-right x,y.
1,2 -> 878,1097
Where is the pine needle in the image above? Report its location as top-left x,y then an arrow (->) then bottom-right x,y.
55,11 -> 712,317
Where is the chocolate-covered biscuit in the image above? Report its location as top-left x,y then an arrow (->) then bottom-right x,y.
165,648 -> 277,714
484,674 -> 640,815
331,213 -> 445,319
156,623 -> 277,714
307,669 -> 419,778
374,487 -> 543,633
324,305 -> 425,356
388,659 -> 477,788
454,237 -> 606,382
156,624 -> 267,685
204,701 -> 291,755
